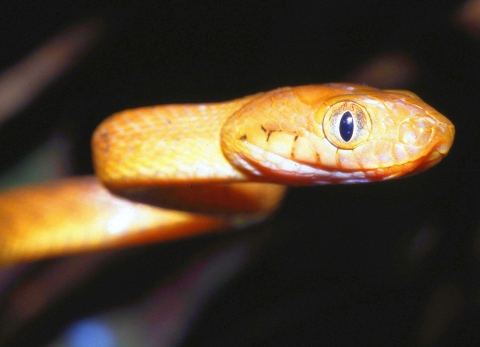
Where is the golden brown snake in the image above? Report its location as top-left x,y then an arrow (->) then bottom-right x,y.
0,84 -> 455,264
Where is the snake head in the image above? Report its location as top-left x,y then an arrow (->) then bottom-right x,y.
221,84 -> 455,184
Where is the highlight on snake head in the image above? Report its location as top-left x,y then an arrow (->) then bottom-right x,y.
221,84 -> 455,184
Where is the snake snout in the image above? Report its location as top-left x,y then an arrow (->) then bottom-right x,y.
399,114 -> 455,173
433,122 -> 455,154
422,121 -> 455,168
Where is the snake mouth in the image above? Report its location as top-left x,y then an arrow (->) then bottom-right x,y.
412,149 -> 446,173
233,123 -> 455,184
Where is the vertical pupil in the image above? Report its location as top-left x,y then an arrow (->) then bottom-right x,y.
339,111 -> 353,142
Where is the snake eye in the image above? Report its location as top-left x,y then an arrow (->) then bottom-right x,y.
339,111 -> 353,141
323,101 -> 372,149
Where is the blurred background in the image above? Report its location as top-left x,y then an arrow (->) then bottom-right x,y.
0,0 -> 478,346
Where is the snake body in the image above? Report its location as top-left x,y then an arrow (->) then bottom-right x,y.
0,84 -> 454,264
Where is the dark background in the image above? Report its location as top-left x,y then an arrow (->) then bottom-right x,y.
0,1 -> 478,346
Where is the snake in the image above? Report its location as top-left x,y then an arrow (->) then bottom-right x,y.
0,83 -> 454,265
